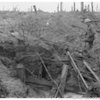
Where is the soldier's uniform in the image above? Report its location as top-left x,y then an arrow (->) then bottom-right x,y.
84,19 -> 96,49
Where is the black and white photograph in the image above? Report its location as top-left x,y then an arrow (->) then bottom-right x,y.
0,1 -> 100,98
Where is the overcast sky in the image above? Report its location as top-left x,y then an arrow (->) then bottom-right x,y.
0,2 -> 100,12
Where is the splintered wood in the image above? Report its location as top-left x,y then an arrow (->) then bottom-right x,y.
66,51 -> 89,90
54,64 -> 69,98
83,60 -> 100,82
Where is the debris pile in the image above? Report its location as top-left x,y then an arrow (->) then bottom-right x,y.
0,10 -> 100,98
0,36 -> 99,98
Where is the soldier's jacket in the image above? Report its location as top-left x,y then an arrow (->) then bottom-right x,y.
85,24 -> 96,42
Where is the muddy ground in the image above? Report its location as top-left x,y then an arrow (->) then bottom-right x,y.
0,10 -> 100,98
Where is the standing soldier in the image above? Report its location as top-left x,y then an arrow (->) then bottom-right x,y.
83,18 -> 96,49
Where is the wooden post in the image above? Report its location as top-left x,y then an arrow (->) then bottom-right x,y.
54,64 -> 69,97
88,4 -> 90,12
37,52 -> 63,97
91,2 -> 94,12
74,2 -> 76,12
33,5 -> 37,14
60,2 -> 63,12
83,60 -> 100,82
66,51 -> 89,90
81,2 -> 84,12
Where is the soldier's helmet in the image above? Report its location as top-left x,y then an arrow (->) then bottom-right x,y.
84,18 -> 91,23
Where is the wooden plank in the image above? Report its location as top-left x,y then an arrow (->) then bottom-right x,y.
37,52 -> 63,98
66,51 -> 89,90
83,60 -> 100,82
25,76 -> 53,86
54,64 -> 69,98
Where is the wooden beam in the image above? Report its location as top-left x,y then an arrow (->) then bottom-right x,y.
66,51 -> 89,90
91,2 -> 94,12
81,2 -> 84,12
74,2 -> 76,12
54,64 -> 69,97
37,52 -> 63,98
83,60 -> 100,82
33,5 -> 37,14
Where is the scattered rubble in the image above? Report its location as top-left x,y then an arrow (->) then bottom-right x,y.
0,10 -> 100,98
